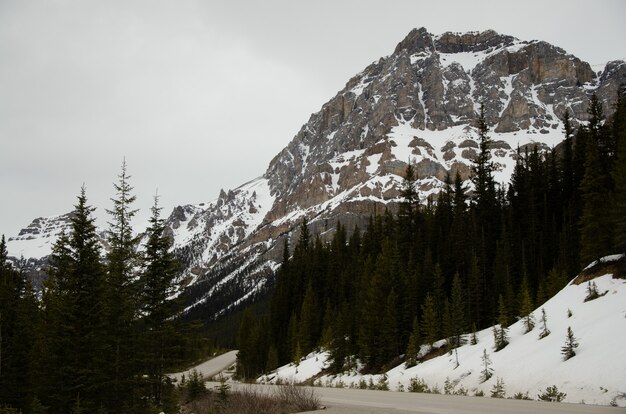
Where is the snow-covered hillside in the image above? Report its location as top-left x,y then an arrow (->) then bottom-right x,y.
260,256 -> 626,406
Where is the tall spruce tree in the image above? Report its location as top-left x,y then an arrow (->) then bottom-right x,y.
140,194 -> 181,404
104,160 -> 141,410
611,86 -> 626,251
580,125 -> 613,264
44,187 -> 107,412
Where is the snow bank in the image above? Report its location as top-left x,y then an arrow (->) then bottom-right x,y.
263,273 -> 626,406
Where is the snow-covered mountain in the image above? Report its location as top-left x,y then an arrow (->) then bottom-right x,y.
6,28 -> 626,317
260,255 -> 626,407
165,28 -> 626,318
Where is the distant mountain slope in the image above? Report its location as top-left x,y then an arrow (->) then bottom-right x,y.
260,255 -> 626,407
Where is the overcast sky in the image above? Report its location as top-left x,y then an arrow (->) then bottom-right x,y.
1,0 -> 625,238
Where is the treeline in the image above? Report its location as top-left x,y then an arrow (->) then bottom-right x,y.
0,163 -> 208,414
237,91 -> 626,378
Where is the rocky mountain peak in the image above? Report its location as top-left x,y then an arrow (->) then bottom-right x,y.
393,27 -> 434,55
435,30 -> 517,53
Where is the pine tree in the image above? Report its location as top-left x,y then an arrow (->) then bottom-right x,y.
405,318 -> 420,368
494,295 -> 509,351
490,377 -> 506,398
140,194 -> 181,403
45,187 -> 107,412
103,160 -> 141,410
298,281 -> 317,353
236,309 -> 256,379
420,293 -> 438,349
561,326 -> 579,361
611,86 -> 626,251
580,139 -> 613,264
400,162 -> 419,217
381,289 -> 399,362
538,308 -> 551,339
480,348 -> 493,382
266,345 -> 279,373
449,273 -> 465,348
518,276 -> 535,333
470,323 -> 478,345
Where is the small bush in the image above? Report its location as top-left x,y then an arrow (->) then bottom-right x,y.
490,377 -> 506,398
183,383 -> 320,414
538,385 -> 566,402
375,376 -> 389,391
455,386 -> 468,396
512,391 -> 531,400
408,377 -> 430,393
474,389 -> 484,397
276,384 -> 321,412
184,369 -> 207,402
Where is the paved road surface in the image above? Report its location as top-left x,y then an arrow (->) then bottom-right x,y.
216,382 -> 623,414
169,350 -> 237,382
177,353 -> 622,413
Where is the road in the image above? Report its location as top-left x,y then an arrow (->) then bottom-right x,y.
168,350 -> 237,382
215,382 -> 624,414
176,352 -> 622,413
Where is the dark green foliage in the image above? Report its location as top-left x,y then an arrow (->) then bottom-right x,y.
611,86 -> 626,251
493,295 -> 509,351
0,168 -> 191,413
518,276 -> 535,333
490,377 -> 506,398
480,349 -> 493,383
539,308 -> 551,339
538,385 -> 566,402
561,326 -> 579,361
584,281 -> 600,302
43,187 -> 108,412
103,161 -> 141,410
420,293 -> 438,348
405,318 -> 420,368
140,195 -> 183,405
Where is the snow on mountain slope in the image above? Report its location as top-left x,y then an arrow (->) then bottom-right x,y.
261,256 -> 626,406
6,213 -> 75,260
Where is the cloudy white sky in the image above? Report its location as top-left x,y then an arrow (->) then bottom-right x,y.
1,0 -> 625,237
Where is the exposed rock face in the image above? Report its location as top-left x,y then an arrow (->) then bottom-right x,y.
164,28 -> 626,318
8,28 -> 626,319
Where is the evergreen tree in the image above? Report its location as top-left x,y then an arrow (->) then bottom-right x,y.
140,194 -> 181,403
44,187 -> 107,412
470,323 -> 478,345
518,276 -> 535,333
449,273 -> 466,348
494,295 -> 509,351
579,129 -> 613,264
405,318 -> 420,368
490,377 -> 506,398
480,348 -> 493,382
381,289 -> 400,363
611,86 -> 626,251
103,160 -> 141,410
561,326 -> 579,361
538,308 -> 551,339
400,162 -> 419,217
298,280 -> 317,353
420,293 -> 438,349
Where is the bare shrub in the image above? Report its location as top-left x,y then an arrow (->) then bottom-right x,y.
276,383 -> 321,412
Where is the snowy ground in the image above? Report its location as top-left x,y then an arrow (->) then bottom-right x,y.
259,257 -> 626,407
